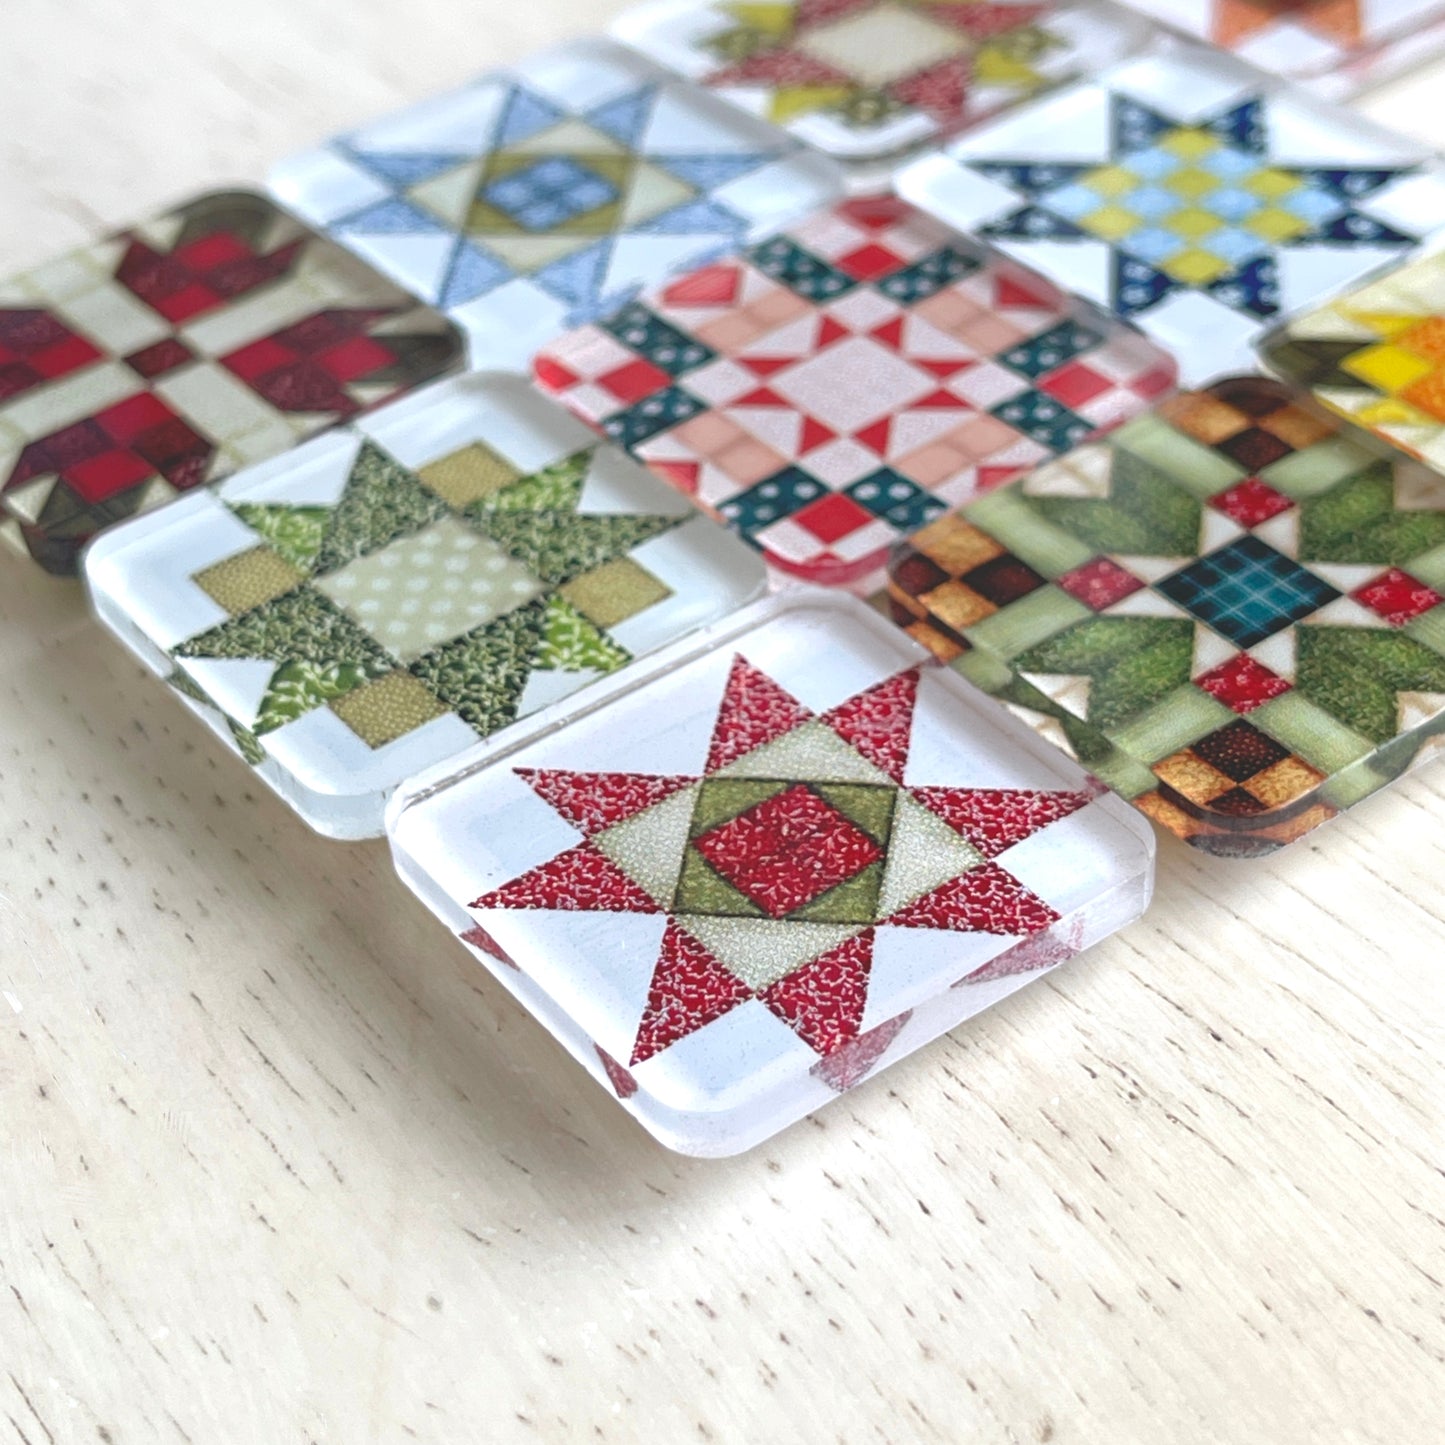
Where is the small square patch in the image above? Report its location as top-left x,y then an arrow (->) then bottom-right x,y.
560,557 -> 673,629
194,545 -> 305,615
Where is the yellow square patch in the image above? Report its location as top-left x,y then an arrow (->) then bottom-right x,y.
1243,168 -> 1300,201
1164,206 -> 1221,242
910,515 -> 1004,574
1079,165 -> 1138,199
560,557 -> 672,629
418,443 -> 521,508
920,579 -> 996,631
1161,166 -> 1218,203
331,670 -> 448,748
194,546 -> 304,616
1159,128 -> 1218,161
1342,342 -> 1437,394
1243,206 -> 1310,243
1081,203 -> 1142,242
1160,247 -> 1233,286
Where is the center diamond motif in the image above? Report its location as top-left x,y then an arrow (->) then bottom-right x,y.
477,157 -> 621,233
692,782 -> 886,919
796,5 -> 970,90
1155,534 -> 1340,648
1045,127 -> 1343,287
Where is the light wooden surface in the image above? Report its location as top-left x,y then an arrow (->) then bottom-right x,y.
2,4 -> 1443,1441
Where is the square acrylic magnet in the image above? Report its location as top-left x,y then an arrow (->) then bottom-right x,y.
896,45 -> 1445,387
534,195 -> 1176,591
386,589 -> 1155,1156
1116,0 -> 1445,99
269,40 -> 843,370
0,190 -> 463,575
84,373 -> 767,839
609,0 -> 1150,163
1258,246 -> 1445,476
886,375 -> 1445,857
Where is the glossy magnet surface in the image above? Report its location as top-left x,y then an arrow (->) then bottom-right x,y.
887,375 -> 1445,855
535,196 -> 1175,590
611,0 -> 1149,162
270,40 -> 843,369
0,190 -> 463,574
387,590 -> 1155,1155
897,46 -> 1445,386
84,373 -> 766,839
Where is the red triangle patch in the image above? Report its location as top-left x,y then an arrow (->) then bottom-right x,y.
915,388 -> 967,409
884,863 -> 1060,936
741,355 -> 795,377
735,386 -> 789,408
662,263 -> 742,308
993,272 -> 1057,311
470,844 -> 661,915
809,1009 -> 911,1093
459,922 -> 520,970
838,195 -> 911,231
533,355 -> 577,393
821,667 -> 920,783
854,417 -> 891,455
706,655 -> 814,772
816,315 -> 850,348
871,316 -> 905,350
799,416 -> 834,453
595,1044 -> 640,1098
761,929 -> 874,1056
652,459 -> 701,495
517,768 -> 695,835
630,922 -> 753,1065
918,356 -> 972,379
911,784 -> 1099,857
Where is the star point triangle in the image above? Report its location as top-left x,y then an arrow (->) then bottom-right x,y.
706,655 -> 815,772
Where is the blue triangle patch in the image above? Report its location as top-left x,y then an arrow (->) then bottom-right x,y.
650,153 -> 768,191
634,198 -> 744,236
533,240 -> 613,307
585,87 -> 656,148
1113,254 -> 1179,317
1206,256 -> 1281,319
439,240 -> 513,306
337,197 -> 449,234
970,162 -> 1092,198
1112,96 -> 1173,154
1203,99 -> 1266,153
1294,167 -> 1411,203
497,85 -> 565,147
979,205 -> 1088,243
345,149 -> 471,188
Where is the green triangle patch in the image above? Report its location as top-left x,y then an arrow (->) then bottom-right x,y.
477,510 -> 681,585
230,503 -> 332,572
410,598 -> 549,737
313,439 -> 446,574
253,658 -> 375,736
534,595 -> 631,674
480,449 -> 591,514
175,587 -> 394,673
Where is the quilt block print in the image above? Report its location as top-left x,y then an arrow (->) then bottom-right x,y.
1120,0 -> 1445,96
535,196 -> 1174,588
269,40 -> 842,369
897,47 -> 1445,384
1259,248 -> 1445,476
887,375 -> 1445,855
611,0 -> 1147,161
83,375 -> 765,839
0,191 -> 463,574
387,592 -> 1153,1154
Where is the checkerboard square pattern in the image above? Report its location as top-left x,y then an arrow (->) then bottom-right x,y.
898,47 -> 1445,384
535,196 -> 1174,588
0,191 -> 463,575
886,374 -> 1445,856
1259,249 -> 1445,478
611,0 -> 1148,161
83,375 -> 766,839
269,40 -> 842,370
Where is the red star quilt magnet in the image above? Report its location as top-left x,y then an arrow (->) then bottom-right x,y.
534,196 -> 1175,590
0,191 -> 464,575
387,591 -> 1155,1155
